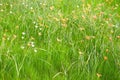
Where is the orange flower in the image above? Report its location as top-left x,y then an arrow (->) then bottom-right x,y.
93,15 -> 97,20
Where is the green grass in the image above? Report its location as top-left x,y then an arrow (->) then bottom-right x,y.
0,0 -> 120,80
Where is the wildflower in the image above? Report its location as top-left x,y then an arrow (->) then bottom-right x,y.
77,5 -> 79,8
39,28 -> 42,30
38,32 -> 42,36
61,18 -> 68,23
21,46 -> 25,49
50,6 -> 54,10
97,73 -> 102,78
27,42 -> 31,47
109,37 -> 112,41
1,9 -> 3,12
85,36 -> 91,40
43,3 -> 46,6
7,37 -> 10,40
61,23 -> 67,27
30,7 -> 33,10
22,32 -> 26,35
22,2 -> 25,5
40,3 -> 42,5
10,11 -> 12,14
106,49 -> 109,53
57,38 -> 62,42
0,4 -> 2,6
2,34 -> 7,40
35,25 -> 38,28
117,36 -> 120,39
16,25 -> 19,29
30,36 -> 35,40
21,36 -> 24,39
34,49 -> 37,53
110,30 -> 114,34
53,17 -> 59,22
33,21 -> 36,24
31,44 -> 35,47
82,15 -> 85,19
79,27 -> 85,31
93,15 -> 97,20
13,34 -> 17,39
79,51 -> 83,55
104,56 -> 108,61
31,42 -> 35,47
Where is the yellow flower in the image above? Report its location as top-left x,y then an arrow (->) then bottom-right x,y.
104,56 -> 108,61
50,6 -> 54,10
97,73 -> 102,78
106,49 -> 109,53
85,36 -> 91,40
57,38 -> 62,42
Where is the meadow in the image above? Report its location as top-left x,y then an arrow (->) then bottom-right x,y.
0,0 -> 120,80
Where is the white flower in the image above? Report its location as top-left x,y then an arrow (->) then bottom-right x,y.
31,42 -> 35,47
34,49 -> 37,53
39,28 -> 42,30
1,9 -> 3,12
22,2 -> 25,5
30,7 -> 33,10
33,21 -> 36,24
21,46 -> 25,49
10,11 -> 12,14
35,25 -> 38,28
31,44 -> 35,47
21,36 -> 24,39
7,37 -> 10,40
0,4 -> 2,6
77,5 -> 79,8
22,32 -> 26,35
